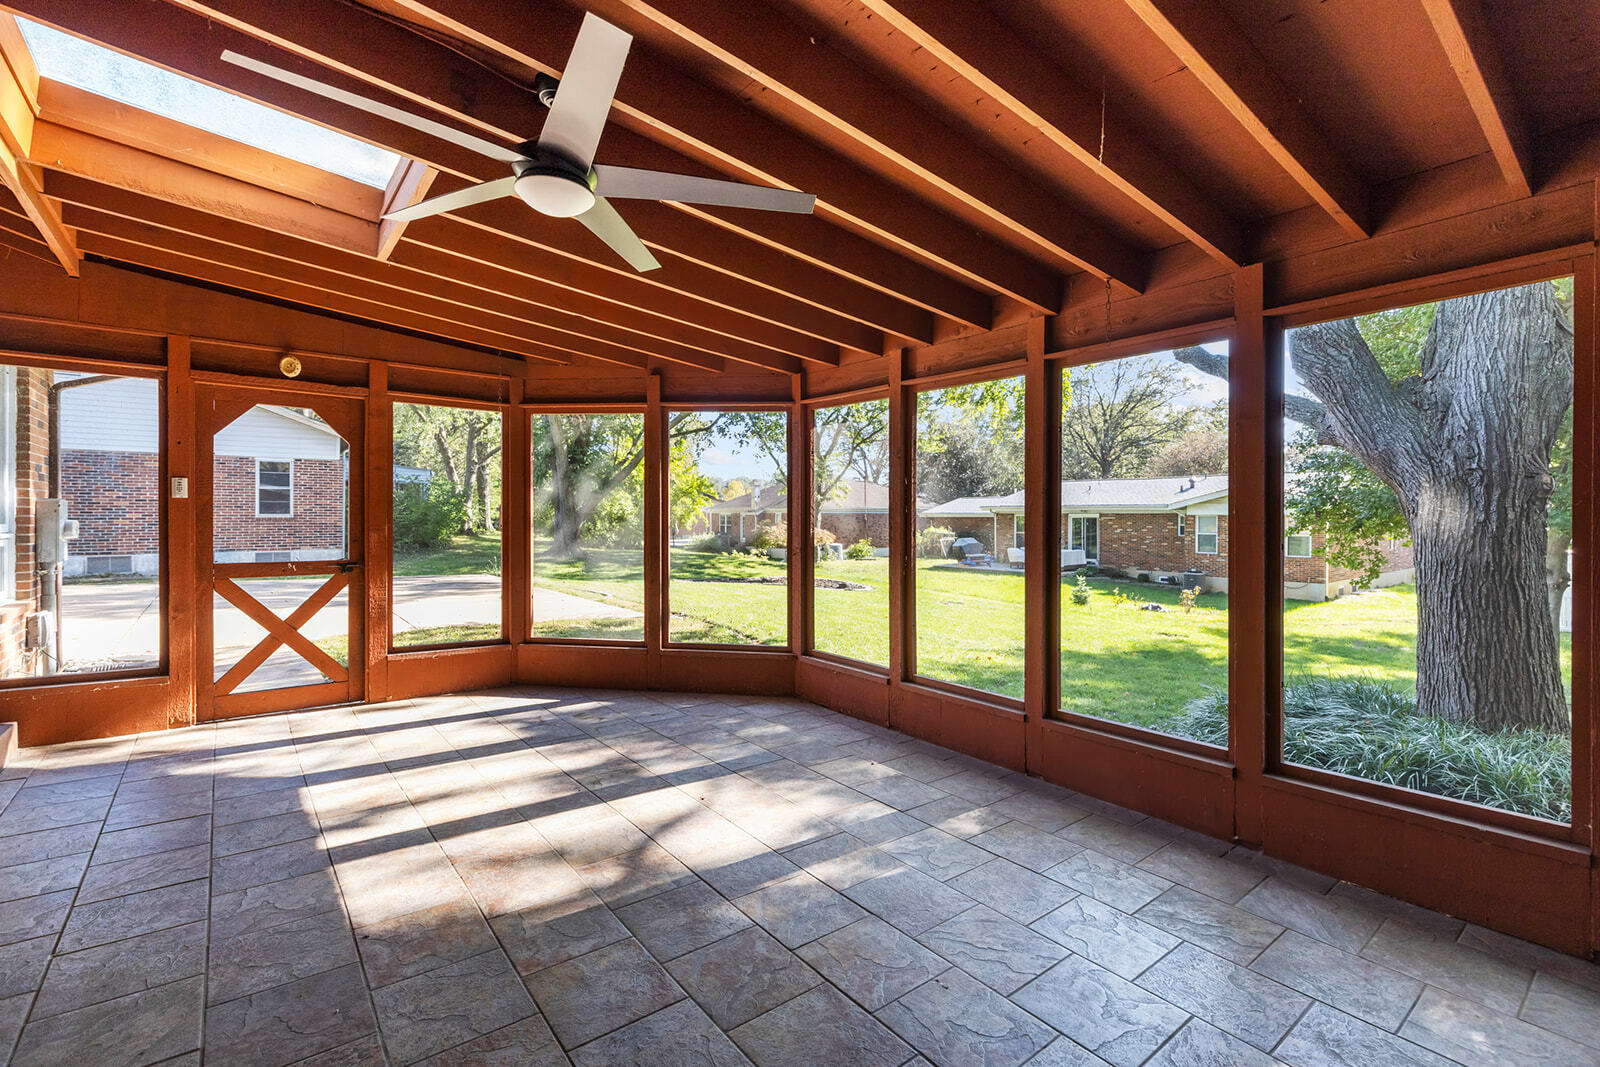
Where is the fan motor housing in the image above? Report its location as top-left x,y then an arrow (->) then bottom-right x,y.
512,149 -> 598,217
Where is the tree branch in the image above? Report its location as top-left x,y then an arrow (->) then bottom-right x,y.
1171,345 -> 1331,432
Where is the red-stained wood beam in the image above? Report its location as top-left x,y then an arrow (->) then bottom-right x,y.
0,14 -> 77,274
353,0 -> 1065,310
1124,0 -> 1370,241
579,0 -> 1147,289
375,157 -> 435,261
1419,0 -> 1532,199
853,0 -> 1241,267
43,172 -> 756,373
6,0 -> 887,352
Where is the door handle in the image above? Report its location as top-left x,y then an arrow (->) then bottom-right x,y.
337,561 -> 359,574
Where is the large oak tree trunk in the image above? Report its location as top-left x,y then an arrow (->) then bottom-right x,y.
1291,283 -> 1571,734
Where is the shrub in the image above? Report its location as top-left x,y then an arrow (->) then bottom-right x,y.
1077,565 -> 1099,579
688,534 -> 724,552
1069,571 -> 1091,606
815,527 -> 838,546
749,522 -> 786,550
393,479 -> 467,549
1164,677 -> 1572,822
846,539 -> 875,560
919,525 -> 955,557
1137,572 -> 1151,583
1178,587 -> 1199,614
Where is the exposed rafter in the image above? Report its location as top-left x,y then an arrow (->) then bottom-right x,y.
1419,0 -> 1532,199
0,13 -> 76,274
1123,0 -> 1370,241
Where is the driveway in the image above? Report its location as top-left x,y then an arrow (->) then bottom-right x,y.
59,573 -> 639,690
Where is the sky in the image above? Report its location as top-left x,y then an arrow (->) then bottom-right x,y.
17,19 -> 401,188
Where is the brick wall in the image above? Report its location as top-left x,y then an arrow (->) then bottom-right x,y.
2,369 -> 52,676
60,450 -> 160,556
1097,513 -> 1187,573
214,455 -> 345,554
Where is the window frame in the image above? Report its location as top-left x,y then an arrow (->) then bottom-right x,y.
254,458 -> 294,518
0,366 -> 15,603
1285,532 -> 1314,558
1067,514 -> 1099,560
1195,513 -> 1219,555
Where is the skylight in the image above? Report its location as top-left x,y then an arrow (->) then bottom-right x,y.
17,19 -> 403,188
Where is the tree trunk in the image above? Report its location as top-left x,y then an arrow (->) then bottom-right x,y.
1291,283 -> 1571,734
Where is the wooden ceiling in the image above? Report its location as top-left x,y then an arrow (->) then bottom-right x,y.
0,0 -> 1596,379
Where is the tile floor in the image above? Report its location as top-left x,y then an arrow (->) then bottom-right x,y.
0,688 -> 1597,1066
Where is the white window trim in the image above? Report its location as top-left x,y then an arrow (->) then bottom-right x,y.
1014,511 -> 1025,548
1195,514 -> 1219,555
256,458 -> 294,518
1067,513 -> 1099,559
1286,532 -> 1314,558
717,512 -> 731,534
0,366 -> 14,602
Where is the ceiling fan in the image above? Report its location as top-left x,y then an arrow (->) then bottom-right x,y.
220,13 -> 817,272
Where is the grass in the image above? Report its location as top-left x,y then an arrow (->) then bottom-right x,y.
394,532 -> 502,577
317,622 -> 503,664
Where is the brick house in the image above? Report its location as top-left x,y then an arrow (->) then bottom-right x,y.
936,474 -> 1414,601
702,479 -> 924,548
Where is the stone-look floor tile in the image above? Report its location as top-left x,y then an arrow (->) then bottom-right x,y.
841,866 -> 975,936
98,791 -> 214,834
883,752 -> 959,784
285,1032 -> 389,1066
209,867 -> 343,941
210,835 -> 332,896
1250,929 -> 1422,1031
937,769 -> 1022,807
523,938 -> 683,1050
879,968 -> 1056,1067
880,826 -> 991,881
91,815 -> 211,867
1136,886 -> 1284,965
1030,895 -> 1178,980
0,889 -> 75,947
10,975 -> 203,1067
414,1015 -> 568,1067
987,788 -> 1090,833
0,823 -> 102,869
732,872 -> 866,948
1401,986 -> 1596,1066
213,784 -> 312,827
1135,842 -> 1264,903
916,904 -> 1066,995
1361,918 -> 1533,1015
795,916 -> 947,1012
855,774 -> 950,812
969,820 -> 1081,873
1277,1003 -> 1456,1067
615,880 -> 752,962
949,858 -> 1077,924
1045,849 -> 1171,914
667,926 -> 820,1029
77,844 -> 211,905
1054,814 -> 1171,864
905,796 -> 1012,839
1023,1038 -> 1112,1065
0,933 -> 54,999
440,831 -> 571,919
1143,1018 -> 1284,1066
1136,943 -> 1309,1052
0,992 -> 29,1064
1326,883 -> 1466,939
208,908 -> 359,1004
541,813 -> 649,868
33,920 -> 207,1019
694,849 -> 802,900
729,984 -> 910,1067
372,949 -> 537,1064
1237,876 -> 1384,955
575,843 -> 698,909
821,803 -> 927,847
571,999 -> 750,1067
211,810 -> 320,858
0,794 -> 112,838
205,962 -> 377,1067
0,851 -> 89,903
1520,971 -> 1600,1048
783,833 -> 904,890
355,898 -> 500,990
334,845 -> 471,927
1457,924 -> 1600,993
491,894 -> 631,976
1012,955 -> 1189,1067
1224,847 -> 1339,894
57,878 -> 208,953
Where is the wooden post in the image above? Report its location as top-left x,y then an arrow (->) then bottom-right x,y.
163,335 -> 196,729
790,373 -> 810,655
887,349 -> 911,714
645,372 -> 664,681
503,377 -> 530,646
1024,315 -> 1059,772
1574,247 -> 1596,953
1229,263 -> 1278,845
364,362 -> 390,701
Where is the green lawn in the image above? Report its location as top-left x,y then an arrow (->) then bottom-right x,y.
394,532 -> 502,577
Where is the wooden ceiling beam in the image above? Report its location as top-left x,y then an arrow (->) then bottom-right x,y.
1419,0 -> 1532,198
1124,0 -> 1370,241
45,175 -> 747,373
853,0 -> 1242,267
584,0 -> 1146,288
346,0 -> 1065,310
0,13 -> 76,274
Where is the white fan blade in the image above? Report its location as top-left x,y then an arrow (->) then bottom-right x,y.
576,196 -> 660,272
220,50 -> 525,164
593,165 -> 817,213
384,176 -> 517,222
537,14 -> 631,168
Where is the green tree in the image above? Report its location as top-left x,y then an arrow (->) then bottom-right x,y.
394,404 -> 502,534
1060,356 -> 1198,478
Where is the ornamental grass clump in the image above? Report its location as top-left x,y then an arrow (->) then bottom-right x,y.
1165,676 -> 1571,822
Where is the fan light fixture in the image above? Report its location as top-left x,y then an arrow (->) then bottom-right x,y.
515,172 -> 597,218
